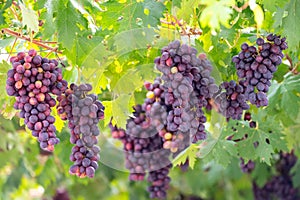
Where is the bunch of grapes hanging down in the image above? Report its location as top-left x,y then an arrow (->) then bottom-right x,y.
56,83 -> 104,178
154,40 -> 218,148
232,34 -> 288,107
110,105 -> 172,199
6,49 -> 68,151
253,151 -> 298,200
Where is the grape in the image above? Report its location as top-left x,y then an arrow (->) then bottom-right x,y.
253,151 -> 298,200
109,104 -> 172,199
232,34 -> 288,107
215,81 -> 249,120
155,41 -> 217,145
6,49 -> 67,151
57,83 -> 104,178
240,159 -> 255,173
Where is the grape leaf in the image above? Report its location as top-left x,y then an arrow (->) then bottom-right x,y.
0,0 -> 12,25
229,112 -> 288,165
112,69 -> 143,95
102,94 -> 134,129
261,0 -> 287,12
172,144 -> 198,169
112,28 -> 156,54
99,0 -> 165,31
0,60 -> 10,100
176,0 -> 198,21
56,0 -> 87,49
52,106 -> 65,133
112,63 -> 157,97
65,34 -> 112,69
19,3 -> 39,33
282,0 -> 300,51
199,131 -> 238,167
42,0 -> 57,38
267,73 -> 300,122
199,0 -> 235,31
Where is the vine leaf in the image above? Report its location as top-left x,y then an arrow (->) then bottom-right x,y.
229,113 -> 288,165
268,73 -> 300,122
0,0 -> 12,25
56,0 -> 87,49
282,0 -> 300,50
20,3 -> 39,33
199,129 -> 237,168
52,107 -> 65,133
99,0 -> 165,31
43,0 -> 57,38
199,0 -> 235,32
102,94 -> 134,129
172,144 -> 198,169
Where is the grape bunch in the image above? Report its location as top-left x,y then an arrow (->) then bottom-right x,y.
121,105 -> 170,178
215,80 -> 250,120
148,165 -> 172,199
110,104 -> 172,199
232,34 -> 288,107
154,40 -> 218,147
253,151 -> 298,200
6,49 -> 68,151
57,83 -> 104,178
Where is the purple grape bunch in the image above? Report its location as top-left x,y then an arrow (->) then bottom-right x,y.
6,49 -> 68,151
57,83 -> 104,178
253,151 -> 298,200
110,104 -> 172,199
232,34 -> 288,107
154,40 -> 218,147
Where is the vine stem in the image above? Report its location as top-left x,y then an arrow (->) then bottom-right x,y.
1,28 -> 62,54
285,53 -> 299,75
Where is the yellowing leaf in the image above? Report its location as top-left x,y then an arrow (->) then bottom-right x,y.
52,106 -> 65,133
251,4 -> 264,30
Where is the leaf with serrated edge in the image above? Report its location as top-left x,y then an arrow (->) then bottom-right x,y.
172,144 -> 198,169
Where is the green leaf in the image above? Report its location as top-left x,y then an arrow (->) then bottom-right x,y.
261,0 -> 286,12
176,0 -> 198,21
199,127 -> 237,167
99,0 -> 165,31
267,73 -> 300,123
42,0 -> 57,38
19,3 -> 39,33
65,33 -> 112,69
112,69 -> 143,95
282,0 -> 300,51
229,113 -> 288,165
0,0 -> 12,25
172,144 -> 198,169
56,0 -> 87,49
102,94 -> 134,129
199,0 -> 235,31
113,28 -> 156,54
